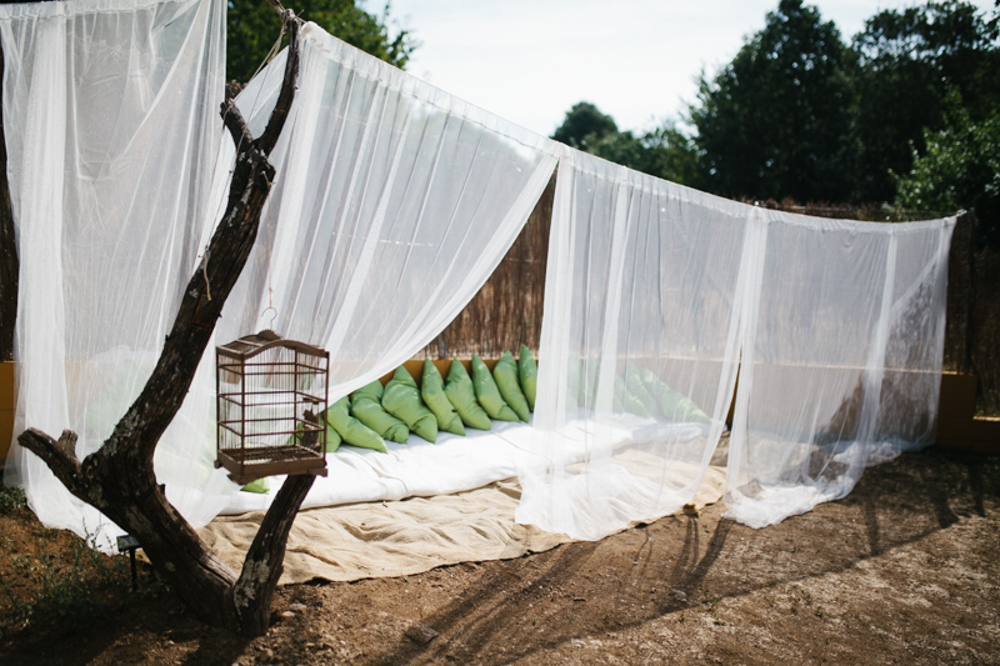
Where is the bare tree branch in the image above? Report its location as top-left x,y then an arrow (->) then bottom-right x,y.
16,429 -> 83,496
257,13 -> 300,156
14,6 -> 312,636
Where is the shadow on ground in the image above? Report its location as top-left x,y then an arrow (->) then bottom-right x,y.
366,448 -> 999,665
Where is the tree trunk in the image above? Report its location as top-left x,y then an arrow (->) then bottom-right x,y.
15,7 -> 312,636
0,44 -> 17,362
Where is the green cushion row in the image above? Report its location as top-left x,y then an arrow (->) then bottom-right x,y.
282,348 -> 539,460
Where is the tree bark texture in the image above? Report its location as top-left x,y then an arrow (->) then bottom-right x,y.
16,11 -> 312,636
0,45 -> 17,361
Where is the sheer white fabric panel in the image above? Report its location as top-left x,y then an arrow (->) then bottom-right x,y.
725,214 -> 955,528
2,0 -> 957,548
1,0 -> 228,545
873,223 -> 953,455
216,23 -> 559,399
516,150 -> 748,540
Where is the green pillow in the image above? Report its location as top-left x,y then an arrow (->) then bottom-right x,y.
352,378 -> 385,401
324,396 -> 387,453
613,375 -> 649,417
241,478 -> 270,494
494,350 -> 530,422
421,359 -> 465,436
471,354 -> 519,422
351,380 -> 410,443
517,344 -> 537,411
318,411 -> 343,453
639,368 -> 711,424
444,358 -> 492,430
626,365 -> 660,417
382,366 -> 439,442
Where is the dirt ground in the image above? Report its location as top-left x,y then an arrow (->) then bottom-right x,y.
1,446 -> 998,665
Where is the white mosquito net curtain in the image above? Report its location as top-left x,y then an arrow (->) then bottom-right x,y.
516,153 -> 750,540
0,0 -> 228,544
724,210 -> 953,528
518,147 -> 954,538
2,0 -> 955,546
1,2 -> 558,544
214,23 -> 558,397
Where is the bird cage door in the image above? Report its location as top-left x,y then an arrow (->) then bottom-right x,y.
216,330 -> 329,485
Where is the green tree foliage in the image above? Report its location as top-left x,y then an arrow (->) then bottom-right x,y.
551,102 -> 619,150
552,102 -> 701,186
589,126 -> 703,188
227,0 -> 414,84
559,0 -> 999,217
896,97 -> 1000,246
690,0 -> 857,203
853,0 -> 1000,202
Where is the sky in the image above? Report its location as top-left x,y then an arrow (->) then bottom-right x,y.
381,0 -> 997,138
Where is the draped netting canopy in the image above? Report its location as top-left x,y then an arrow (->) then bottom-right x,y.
2,0 -> 955,547
518,150 -> 953,538
1,0 -> 230,542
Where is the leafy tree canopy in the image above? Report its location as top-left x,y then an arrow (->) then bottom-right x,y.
690,0 -> 857,203
551,0 -> 1000,226
896,94 -> 1000,246
588,125 -> 703,188
552,101 -> 701,186
551,102 -> 619,150
852,0 -> 1000,201
227,0 -> 414,84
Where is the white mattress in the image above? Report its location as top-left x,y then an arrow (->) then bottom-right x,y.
222,415 -> 710,515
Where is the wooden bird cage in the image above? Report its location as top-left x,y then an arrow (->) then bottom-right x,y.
216,330 -> 329,485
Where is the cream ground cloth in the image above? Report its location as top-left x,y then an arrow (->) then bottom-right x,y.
198,467 -> 727,584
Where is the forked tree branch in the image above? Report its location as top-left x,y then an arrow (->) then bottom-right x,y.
17,6 -> 314,636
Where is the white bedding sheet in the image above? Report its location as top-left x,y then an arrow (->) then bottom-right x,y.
222,416 -> 709,516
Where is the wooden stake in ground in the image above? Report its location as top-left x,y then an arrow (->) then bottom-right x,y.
16,7 -> 307,638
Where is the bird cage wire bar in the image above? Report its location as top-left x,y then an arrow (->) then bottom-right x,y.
215,335 -> 330,484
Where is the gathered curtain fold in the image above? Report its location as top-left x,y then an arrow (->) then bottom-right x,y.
516,149 -> 750,540
213,24 -> 559,401
1,0 -> 228,543
517,146 -> 955,539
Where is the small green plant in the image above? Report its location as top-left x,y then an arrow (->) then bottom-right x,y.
0,485 -> 27,514
30,530 -> 131,625
1,523 -> 138,638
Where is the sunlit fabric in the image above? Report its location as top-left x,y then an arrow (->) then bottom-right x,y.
517,147 -> 953,538
725,211 -> 953,527
1,0 -> 228,546
215,24 -> 558,399
516,151 -> 748,539
2,2 -> 954,548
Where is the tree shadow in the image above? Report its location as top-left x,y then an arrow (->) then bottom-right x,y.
371,448 -> 998,665
373,510 -> 738,665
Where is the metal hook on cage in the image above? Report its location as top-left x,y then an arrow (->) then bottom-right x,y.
261,306 -> 278,335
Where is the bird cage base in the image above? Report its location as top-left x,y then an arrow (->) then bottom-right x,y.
217,444 -> 328,487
